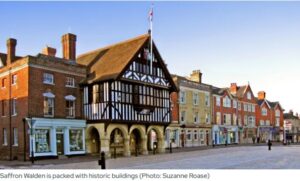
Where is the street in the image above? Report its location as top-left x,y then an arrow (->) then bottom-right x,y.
1,145 -> 299,169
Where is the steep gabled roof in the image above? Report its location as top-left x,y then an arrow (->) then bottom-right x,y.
77,34 -> 149,83
236,85 -> 248,98
257,99 -> 271,109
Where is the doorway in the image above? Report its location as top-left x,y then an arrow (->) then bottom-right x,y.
56,133 -> 64,155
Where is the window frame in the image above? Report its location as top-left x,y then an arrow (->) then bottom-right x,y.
66,77 -> 75,88
44,97 -> 54,117
43,73 -> 54,85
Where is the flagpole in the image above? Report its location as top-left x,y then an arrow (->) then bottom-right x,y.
150,5 -> 153,75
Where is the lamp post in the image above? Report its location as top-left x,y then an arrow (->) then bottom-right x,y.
25,118 -> 36,164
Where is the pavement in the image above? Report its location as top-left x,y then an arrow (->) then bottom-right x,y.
0,142 -> 296,169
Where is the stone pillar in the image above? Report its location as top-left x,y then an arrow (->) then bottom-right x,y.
141,137 -> 148,155
123,138 -> 131,157
100,137 -> 110,157
157,138 -> 165,153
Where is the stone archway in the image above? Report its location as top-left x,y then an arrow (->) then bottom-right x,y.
109,128 -> 124,157
130,129 -> 140,155
87,126 -> 101,154
147,126 -> 165,153
106,124 -> 130,157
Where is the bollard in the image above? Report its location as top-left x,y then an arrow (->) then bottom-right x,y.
212,140 -> 215,148
98,152 -> 106,169
169,142 -> 172,154
225,140 -> 228,146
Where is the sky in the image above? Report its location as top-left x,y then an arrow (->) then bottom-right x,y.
0,1 -> 299,114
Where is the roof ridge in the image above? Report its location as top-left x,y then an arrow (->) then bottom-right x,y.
77,33 -> 149,59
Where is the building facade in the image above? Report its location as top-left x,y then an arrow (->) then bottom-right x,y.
284,110 -> 300,143
256,91 -> 284,142
229,83 -> 257,143
170,70 -> 212,148
77,34 -> 177,157
212,87 -> 239,145
0,34 -> 86,160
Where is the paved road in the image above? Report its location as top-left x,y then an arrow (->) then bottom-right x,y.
1,145 -> 299,169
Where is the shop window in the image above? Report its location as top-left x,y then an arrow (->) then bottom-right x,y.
35,129 -> 51,153
69,129 -> 83,151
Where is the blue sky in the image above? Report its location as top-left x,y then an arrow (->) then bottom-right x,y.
0,1 -> 299,114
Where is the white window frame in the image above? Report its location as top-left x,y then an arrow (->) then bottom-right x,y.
205,93 -> 210,107
11,74 -> 17,85
244,103 -> 247,111
187,130 -> 192,141
12,98 -> 17,116
66,100 -> 76,118
247,92 -> 251,100
262,107 -> 267,116
252,104 -> 255,113
276,118 -> 280,127
275,110 -> 280,117
266,120 -> 270,126
180,91 -> 186,104
206,113 -> 210,124
260,120 -> 265,126
194,112 -> 199,123
216,112 -> 221,125
13,128 -> 18,146
180,111 -> 186,123
223,96 -> 231,108
193,92 -> 198,105
194,130 -> 198,140
216,97 -> 221,107
44,97 -> 54,117
43,73 -> 54,85
66,77 -> 75,88
3,128 -> 7,146
233,100 -> 237,108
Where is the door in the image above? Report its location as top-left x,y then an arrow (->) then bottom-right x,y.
56,134 -> 64,155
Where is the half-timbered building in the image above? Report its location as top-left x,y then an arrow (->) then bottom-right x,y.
77,33 -> 177,157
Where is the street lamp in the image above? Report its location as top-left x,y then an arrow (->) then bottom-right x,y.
25,117 -> 36,164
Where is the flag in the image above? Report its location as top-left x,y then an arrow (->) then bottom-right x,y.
149,7 -> 153,22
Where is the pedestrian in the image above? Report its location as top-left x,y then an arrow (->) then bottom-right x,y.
257,137 -> 260,144
268,139 -> 272,151
252,136 -> 255,144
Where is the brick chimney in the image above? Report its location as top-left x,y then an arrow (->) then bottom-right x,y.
190,70 -> 202,83
42,46 -> 56,57
230,83 -> 237,94
6,38 -> 17,65
61,33 -> 76,60
258,91 -> 266,100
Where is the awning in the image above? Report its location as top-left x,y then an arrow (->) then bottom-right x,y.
65,95 -> 76,101
43,92 -> 55,98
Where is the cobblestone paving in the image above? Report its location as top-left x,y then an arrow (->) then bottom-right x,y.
1,145 -> 299,169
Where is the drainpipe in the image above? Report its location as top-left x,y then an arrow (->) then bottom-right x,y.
9,67 -> 12,161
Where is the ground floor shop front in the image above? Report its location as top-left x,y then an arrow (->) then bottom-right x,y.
212,125 -> 239,145
29,118 -> 86,158
258,126 -> 282,142
86,123 -> 166,157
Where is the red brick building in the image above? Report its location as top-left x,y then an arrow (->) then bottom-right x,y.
256,91 -> 284,142
212,87 -> 239,145
0,34 -> 86,160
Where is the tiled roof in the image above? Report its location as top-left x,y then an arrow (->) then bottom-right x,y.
0,53 -> 7,66
77,34 -> 149,83
236,85 -> 247,98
